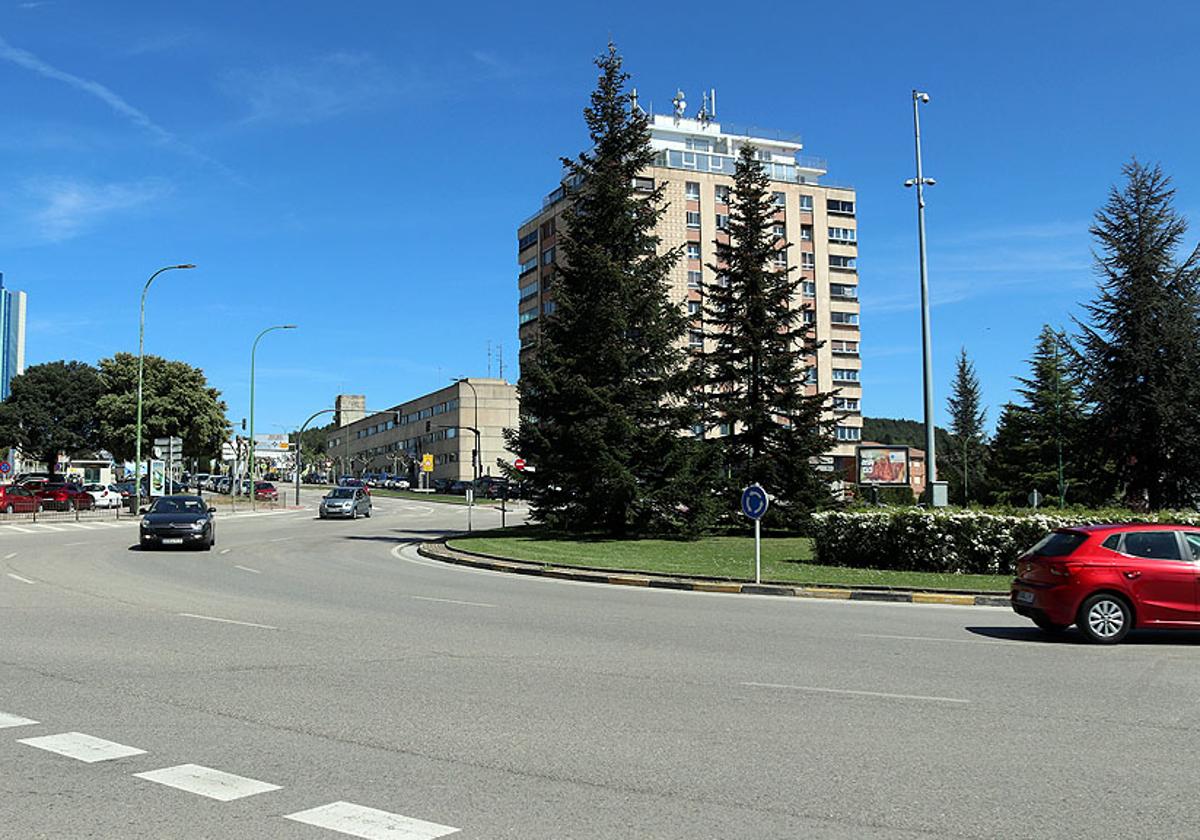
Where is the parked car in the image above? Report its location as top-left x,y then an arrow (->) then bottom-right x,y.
0,484 -> 40,513
319,487 -> 371,519
473,477 -> 513,499
1011,524 -> 1200,644
254,481 -> 278,501
82,483 -> 122,509
34,482 -> 95,511
138,495 -> 216,550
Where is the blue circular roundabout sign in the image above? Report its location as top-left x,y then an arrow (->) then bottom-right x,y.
740,483 -> 769,520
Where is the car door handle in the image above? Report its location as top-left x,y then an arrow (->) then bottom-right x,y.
1123,571 -> 1141,580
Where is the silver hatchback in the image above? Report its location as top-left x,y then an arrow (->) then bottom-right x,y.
319,487 -> 371,519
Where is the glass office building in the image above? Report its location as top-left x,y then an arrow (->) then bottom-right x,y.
0,273 -> 27,401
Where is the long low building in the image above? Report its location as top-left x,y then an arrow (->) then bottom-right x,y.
325,379 -> 518,484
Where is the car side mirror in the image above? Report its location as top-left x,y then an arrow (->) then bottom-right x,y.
208,506 -> 217,514
139,507 -> 149,515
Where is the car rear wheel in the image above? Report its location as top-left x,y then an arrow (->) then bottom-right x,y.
1077,593 -> 1132,644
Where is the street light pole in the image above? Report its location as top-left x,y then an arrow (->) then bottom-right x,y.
134,263 -> 195,512
249,324 -> 297,510
453,377 -> 480,481
905,90 -> 939,505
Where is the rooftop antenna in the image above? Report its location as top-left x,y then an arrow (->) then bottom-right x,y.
630,87 -> 646,115
487,339 -> 492,378
710,88 -> 717,119
672,88 -> 687,121
697,91 -> 711,126
498,342 -> 505,381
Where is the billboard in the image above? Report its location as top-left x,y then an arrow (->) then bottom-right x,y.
857,446 -> 910,486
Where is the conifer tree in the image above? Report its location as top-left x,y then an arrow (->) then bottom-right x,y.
944,348 -> 987,505
1077,160 -> 1200,509
506,44 -> 711,535
702,142 -> 835,524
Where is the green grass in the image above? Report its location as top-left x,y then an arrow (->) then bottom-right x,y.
447,529 -> 1010,592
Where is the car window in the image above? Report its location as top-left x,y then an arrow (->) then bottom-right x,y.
1028,531 -> 1088,557
150,497 -> 204,514
1184,533 -> 1200,560
1122,531 -> 1182,561
1101,534 -> 1122,551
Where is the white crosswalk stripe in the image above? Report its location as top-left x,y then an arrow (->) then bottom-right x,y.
18,732 -> 147,763
0,711 -> 38,729
133,763 -> 281,801
284,801 -> 459,839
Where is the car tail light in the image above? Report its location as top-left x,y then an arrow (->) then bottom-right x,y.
1048,564 -> 1073,577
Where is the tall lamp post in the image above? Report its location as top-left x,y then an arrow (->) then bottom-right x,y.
249,324 -> 297,510
134,263 -> 196,512
904,90 -> 943,506
453,377 -> 481,481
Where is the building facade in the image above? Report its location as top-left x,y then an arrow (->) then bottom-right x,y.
0,273 -> 27,401
326,379 -> 519,483
516,101 -> 862,464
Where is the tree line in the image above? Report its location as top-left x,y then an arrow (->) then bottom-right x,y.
0,353 -> 228,474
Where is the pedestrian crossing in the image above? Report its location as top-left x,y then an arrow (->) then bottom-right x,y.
4,708 -> 461,838
0,507 -> 313,537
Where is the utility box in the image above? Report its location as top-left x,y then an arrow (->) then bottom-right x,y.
930,481 -> 949,508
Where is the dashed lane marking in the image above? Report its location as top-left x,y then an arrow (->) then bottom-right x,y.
234,565 -> 261,574
178,612 -> 278,630
410,595 -> 496,609
4,551 -> 16,559
2,525 -> 34,533
31,524 -> 64,532
284,801 -> 460,839
6,573 -> 35,584
219,549 -> 231,555
64,542 -> 88,547
0,711 -> 38,729
134,763 -> 281,801
58,523 -> 96,530
19,732 -> 147,762
741,681 -> 970,705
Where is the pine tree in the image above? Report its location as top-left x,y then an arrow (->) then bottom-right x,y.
506,44 -> 711,535
1076,160 -> 1200,509
702,142 -> 835,525
944,348 -> 987,505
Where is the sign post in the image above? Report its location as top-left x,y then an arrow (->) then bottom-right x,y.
740,483 -> 769,584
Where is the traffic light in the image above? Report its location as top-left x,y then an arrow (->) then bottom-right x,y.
241,418 -> 247,431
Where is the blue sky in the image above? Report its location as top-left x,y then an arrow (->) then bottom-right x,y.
2,0 -> 1198,435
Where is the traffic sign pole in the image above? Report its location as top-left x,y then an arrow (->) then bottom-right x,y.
755,519 -> 761,584
740,484 -> 769,585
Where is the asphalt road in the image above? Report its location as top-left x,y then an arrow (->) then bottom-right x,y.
2,491 -> 1199,839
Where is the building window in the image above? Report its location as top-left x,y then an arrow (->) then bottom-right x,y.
685,181 -> 700,200
831,311 -> 860,326
799,194 -> 813,211
828,199 -> 855,216
518,231 -> 538,251
772,249 -> 787,267
830,255 -> 857,270
715,214 -> 729,230
830,283 -> 858,299
831,339 -> 859,355
542,300 -> 557,315
519,256 -> 537,275
688,300 -> 701,316
686,211 -> 701,228
800,225 -> 813,241
829,227 -> 857,244
686,138 -> 712,152
801,252 -> 815,269
688,330 -> 704,348
715,273 -> 730,287
801,310 -> 816,324
772,223 -> 786,239
519,309 -> 538,326
836,425 -> 862,441
519,281 -> 538,301
633,176 -> 655,193
541,246 -> 556,265
687,270 -> 702,288
834,397 -> 861,412
772,191 -> 786,207
715,185 -> 730,204
832,368 -> 860,382
801,281 -> 816,297
686,243 -> 702,259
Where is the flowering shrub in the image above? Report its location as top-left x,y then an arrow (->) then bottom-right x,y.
810,508 -> 1200,576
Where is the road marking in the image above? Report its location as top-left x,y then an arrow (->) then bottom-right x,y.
33,524 -> 65,532
858,633 -> 1012,647
269,537 -> 293,542
6,573 -> 35,584
92,522 -> 121,528
19,732 -> 147,762
741,681 -> 970,705
284,801 -> 459,839
3,525 -> 34,533
178,612 -> 278,630
4,551 -> 16,559
133,763 -> 281,801
410,595 -> 496,609
0,711 -> 38,729
59,523 -> 95,530
234,565 -> 261,574
219,549 -> 231,555
64,542 -> 88,547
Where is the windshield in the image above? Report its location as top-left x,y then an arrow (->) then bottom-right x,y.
329,488 -> 355,499
1028,530 -> 1088,557
149,497 -> 205,514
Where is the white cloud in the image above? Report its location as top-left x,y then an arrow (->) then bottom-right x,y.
30,178 -> 172,241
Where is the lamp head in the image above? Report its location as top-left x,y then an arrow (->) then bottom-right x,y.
904,179 -> 916,188
281,324 -> 298,329
176,264 -> 197,270
923,177 -> 937,186
915,91 -> 930,103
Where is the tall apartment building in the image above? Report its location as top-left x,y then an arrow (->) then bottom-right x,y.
0,273 -> 27,401
516,99 -> 863,466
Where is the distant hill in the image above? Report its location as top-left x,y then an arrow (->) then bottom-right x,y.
863,417 -> 954,454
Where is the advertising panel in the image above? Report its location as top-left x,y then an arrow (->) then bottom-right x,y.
857,446 -> 910,486
150,459 -> 166,496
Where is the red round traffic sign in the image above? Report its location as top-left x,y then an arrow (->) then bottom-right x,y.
514,458 -> 526,471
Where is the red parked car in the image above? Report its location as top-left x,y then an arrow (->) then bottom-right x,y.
33,482 -> 95,511
254,481 -> 278,501
1012,524 -> 1200,644
0,484 -> 40,513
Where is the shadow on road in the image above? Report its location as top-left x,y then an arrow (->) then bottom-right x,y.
340,531 -> 459,544
967,625 -> 1200,646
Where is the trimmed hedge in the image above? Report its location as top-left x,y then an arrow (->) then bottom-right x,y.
810,508 -> 1200,576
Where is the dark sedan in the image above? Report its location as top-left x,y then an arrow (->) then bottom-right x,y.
139,495 -> 216,550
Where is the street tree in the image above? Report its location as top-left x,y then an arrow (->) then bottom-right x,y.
506,43 -> 713,535
702,142 -> 835,524
96,353 -> 230,464
944,348 -> 987,505
0,361 -> 103,474
1076,160 -> 1200,509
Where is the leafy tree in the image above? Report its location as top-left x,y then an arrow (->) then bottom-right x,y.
701,142 -> 835,525
96,353 -> 230,463
0,361 -> 103,473
989,326 -> 1095,506
862,416 -> 953,454
1076,160 -> 1200,509
506,43 -> 712,535
944,348 -> 987,505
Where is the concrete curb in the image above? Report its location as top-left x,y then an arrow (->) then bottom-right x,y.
416,540 -> 1011,608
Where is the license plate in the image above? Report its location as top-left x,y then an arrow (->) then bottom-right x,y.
1016,590 -> 1034,605
162,538 -> 184,545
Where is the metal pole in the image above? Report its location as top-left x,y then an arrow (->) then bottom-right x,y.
754,518 -> 761,584
134,264 -> 194,513
455,378 -> 480,481
249,324 -> 297,511
912,91 -> 937,501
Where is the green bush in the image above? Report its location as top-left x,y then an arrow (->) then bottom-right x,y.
811,508 -> 1200,576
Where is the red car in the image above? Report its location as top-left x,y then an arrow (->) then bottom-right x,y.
0,484 -> 40,513
1012,524 -> 1200,644
33,482 -> 95,511
254,481 -> 278,501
